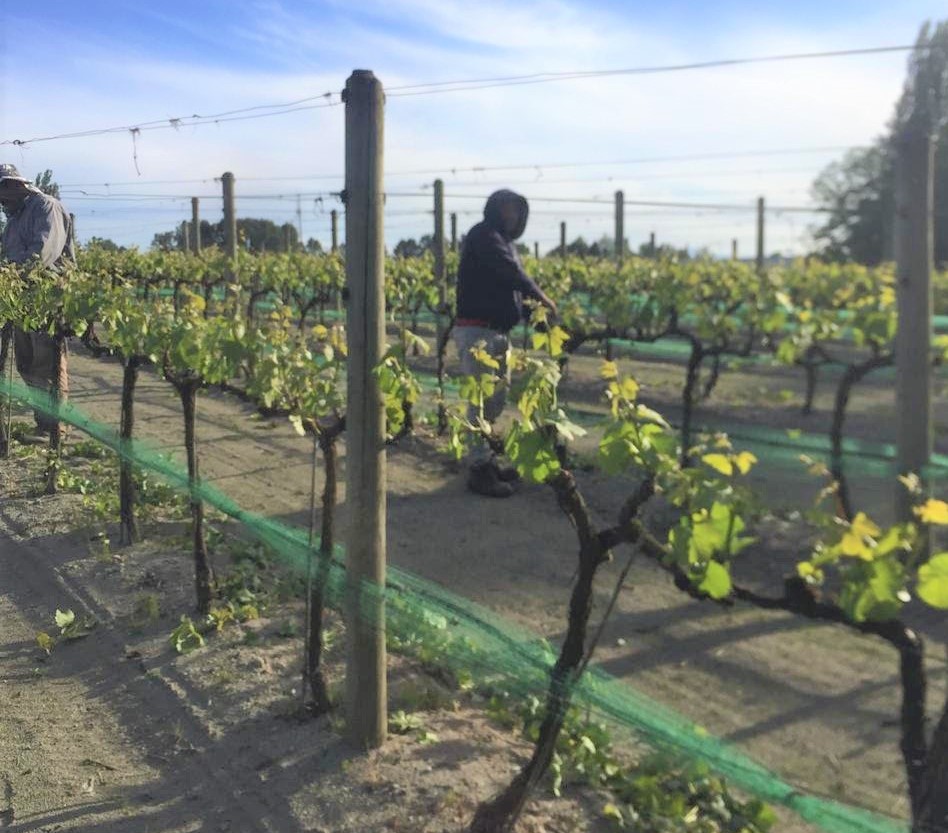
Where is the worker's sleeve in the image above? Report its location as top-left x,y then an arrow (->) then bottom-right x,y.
479,228 -> 544,300
24,202 -> 67,268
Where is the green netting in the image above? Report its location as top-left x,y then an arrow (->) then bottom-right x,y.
0,378 -> 908,833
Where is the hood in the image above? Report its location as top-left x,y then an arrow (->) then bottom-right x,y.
483,189 -> 529,240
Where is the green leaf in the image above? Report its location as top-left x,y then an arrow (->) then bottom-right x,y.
702,453 -> 733,476
288,413 -> 306,436
602,802 -> 624,822
55,609 -> 76,629
698,561 -> 732,599
917,553 -> 948,609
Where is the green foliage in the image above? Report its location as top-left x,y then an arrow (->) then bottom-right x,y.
169,615 -> 205,653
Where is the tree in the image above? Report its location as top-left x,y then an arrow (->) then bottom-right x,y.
151,230 -> 180,251
150,218 -> 307,253
34,170 -> 60,199
86,237 -> 122,251
812,21 -> 948,266
393,235 -> 433,258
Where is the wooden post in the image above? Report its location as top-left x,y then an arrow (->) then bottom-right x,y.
614,191 -> 625,265
559,221 -> 566,258
755,196 -> 765,274
283,224 -> 293,252
331,209 -> 339,253
343,69 -> 387,750
433,178 -> 446,343
296,195 -> 304,246
450,212 -> 458,253
191,198 -> 201,254
895,124 -> 935,530
649,231 -> 656,258
534,241 -> 539,259
222,171 -> 237,262
731,238 -> 738,261
180,221 -> 190,252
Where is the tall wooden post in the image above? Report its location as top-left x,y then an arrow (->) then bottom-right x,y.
895,125 -> 935,531
190,198 -> 201,254
731,238 -> 738,261
615,191 -> 625,265
222,171 -> 237,262
755,196 -> 765,274
534,241 -> 539,259
559,221 -> 566,258
450,212 -> 458,253
283,224 -> 293,252
433,179 -> 446,363
344,69 -> 387,750
649,231 -> 656,258
180,221 -> 190,252
296,195 -> 304,245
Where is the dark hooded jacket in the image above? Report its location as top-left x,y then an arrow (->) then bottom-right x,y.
455,190 -> 544,333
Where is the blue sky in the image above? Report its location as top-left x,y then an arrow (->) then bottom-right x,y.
2,0 -> 945,255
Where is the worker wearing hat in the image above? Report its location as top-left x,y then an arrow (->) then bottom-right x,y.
0,164 -> 74,440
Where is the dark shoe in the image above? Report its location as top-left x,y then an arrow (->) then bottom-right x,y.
18,432 -> 50,446
492,461 -> 521,483
467,461 -> 514,498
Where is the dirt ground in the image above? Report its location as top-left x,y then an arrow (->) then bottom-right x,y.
1,336 -> 945,831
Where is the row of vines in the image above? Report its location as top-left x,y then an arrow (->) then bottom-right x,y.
0,245 -> 946,831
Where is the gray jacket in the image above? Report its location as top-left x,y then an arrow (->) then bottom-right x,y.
1,190 -> 74,267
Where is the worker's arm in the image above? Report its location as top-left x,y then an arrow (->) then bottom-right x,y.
24,200 -> 68,268
479,228 -> 557,315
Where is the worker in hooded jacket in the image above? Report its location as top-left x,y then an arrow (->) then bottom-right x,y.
454,189 -> 557,497
0,164 -> 74,442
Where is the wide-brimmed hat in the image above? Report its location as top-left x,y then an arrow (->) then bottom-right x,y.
0,164 -> 30,185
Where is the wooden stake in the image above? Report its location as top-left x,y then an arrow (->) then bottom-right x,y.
649,231 -> 656,258
344,69 -> 387,750
450,212 -> 458,253
433,178 -> 446,347
731,238 -> 738,261
534,241 -> 539,259
181,221 -> 190,253
222,172 -> 237,262
615,191 -> 624,265
191,198 -> 201,254
895,125 -> 935,532
755,196 -> 765,274
331,209 -> 339,253
559,221 -> 566,258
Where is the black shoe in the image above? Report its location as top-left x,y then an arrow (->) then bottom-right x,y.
492,461 -> 521,483
467,461 -> 515,498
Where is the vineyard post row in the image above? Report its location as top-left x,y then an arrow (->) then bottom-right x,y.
343,68 -> 388,750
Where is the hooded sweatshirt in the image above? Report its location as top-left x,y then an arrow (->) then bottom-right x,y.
455,189 -> 544,333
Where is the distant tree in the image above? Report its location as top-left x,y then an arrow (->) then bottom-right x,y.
86,236 -> 122,251
150,217 -> 311,253
393,235 -> 433,258
811,21 -> 948,265
304,236 -> 323,254
151,230 -> 181,252
34,169 -> 60,199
